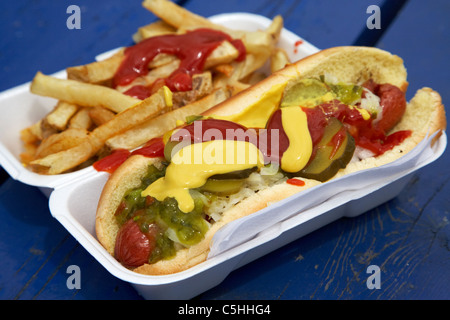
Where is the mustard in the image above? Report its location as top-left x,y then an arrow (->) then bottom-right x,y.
163,86 -> 173,107
141,140 -> 264,213
280,106 -> 312,172
212,83 -> 286,128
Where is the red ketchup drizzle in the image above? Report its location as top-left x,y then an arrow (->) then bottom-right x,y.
93,149 -> 131,174
313,100 -> 411,156
113,28 -> 246,97
293,40 -> 303,54
93,138 -> 165,173
131,137 -> 165,158
286,178 -> 305,187
328,127 -> 347,159
264,109 -> 290,164
123,85 -> 152,100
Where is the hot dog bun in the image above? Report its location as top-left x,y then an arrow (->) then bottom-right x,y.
95,46 -> 446,275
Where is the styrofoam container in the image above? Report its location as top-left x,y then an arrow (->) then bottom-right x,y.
0,13 -> 447,299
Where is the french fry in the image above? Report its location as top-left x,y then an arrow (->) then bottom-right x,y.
134,20 -> 176,42
89,107 -> 116,127
31,72 -> 140,113
172,72 -> 213,108
34,128 -> 89,159
204,41 -> 239,69
142,0 -> 217,30
22,120 -> 43,142
106,87 -> 231,150
30,87 -> 170,174
66,49 -> 125,85
69,108 -> 93,130
115,59 -> 180,93
20,142 -> 38,165
21,1 -> 285,175
271,48 -> 290,73
264,15 -> 284,44
148,53 -> 177,69
45,101 -> 79,131
40,118 -> 59,139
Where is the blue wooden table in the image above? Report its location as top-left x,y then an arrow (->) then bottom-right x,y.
0,0 -> 448,300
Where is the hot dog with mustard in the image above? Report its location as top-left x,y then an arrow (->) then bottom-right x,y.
95,46 -> 446,275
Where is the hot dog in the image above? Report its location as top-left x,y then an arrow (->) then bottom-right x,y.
95,46 -> 446,275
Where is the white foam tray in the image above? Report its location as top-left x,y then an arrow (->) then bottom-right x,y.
0,13 -> 446,299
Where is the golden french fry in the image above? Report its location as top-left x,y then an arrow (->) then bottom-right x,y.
115,59 -> 180,93
172,72 -> 213,108
69,108 -> 93,130
231,15 -> 284,79
271,48 -> 290,73
142,0 -> 217,30
21,121 -> 43,143
66,49 -> 125,85
204,41 -> 239,69
213,64 -> 234,77
20,142 -> 38,165
90,86 -> 170,144
45,101 -> 79,131
30,87 -> 170,174
89,107 -> 115,127
30,140 -> 95,174
35,128 -> 89,159
148,53 -> 177,69
106,87 -> 231,150
265,15 -> 283,44
40,118 -> 59,139
135,20 -> 177,42
31,72 -> 140,113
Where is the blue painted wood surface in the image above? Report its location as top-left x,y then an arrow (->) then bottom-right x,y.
0,0 -> 448,300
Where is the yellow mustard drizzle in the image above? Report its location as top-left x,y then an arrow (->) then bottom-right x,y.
141,140 -> 264,213
163,86 -> 173,108
353,106 -> 371,120
212,83 -> 286,128
280,106 -> 312,173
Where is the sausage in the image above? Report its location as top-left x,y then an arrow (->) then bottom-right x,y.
114,219 -> 157,268
363,80 -> 407,134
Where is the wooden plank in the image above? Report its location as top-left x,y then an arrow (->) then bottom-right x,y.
0,179 -> 142,300
0,0 -> 157,92
182,0 -> 386,48
371,0 -> 450,299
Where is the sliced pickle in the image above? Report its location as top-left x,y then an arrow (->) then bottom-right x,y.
281,78 -> 332,108
164,140 -> 179,162
163,140 -> 190,162
210,167 -> 257,180
199,179 -> 245,195
330,84 -> 363,105
294,117 -> 355,182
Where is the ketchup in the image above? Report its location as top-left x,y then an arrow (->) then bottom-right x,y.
264,109 -> 290,164
93,138 -> 165,173
131,137 -> 165,158
287,178 -> 305,186
113,28 -> 246,97
123,85 -> 152,100
93,149 -> 131,174
314,99 -> 411,156
294,40 -> 303,54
